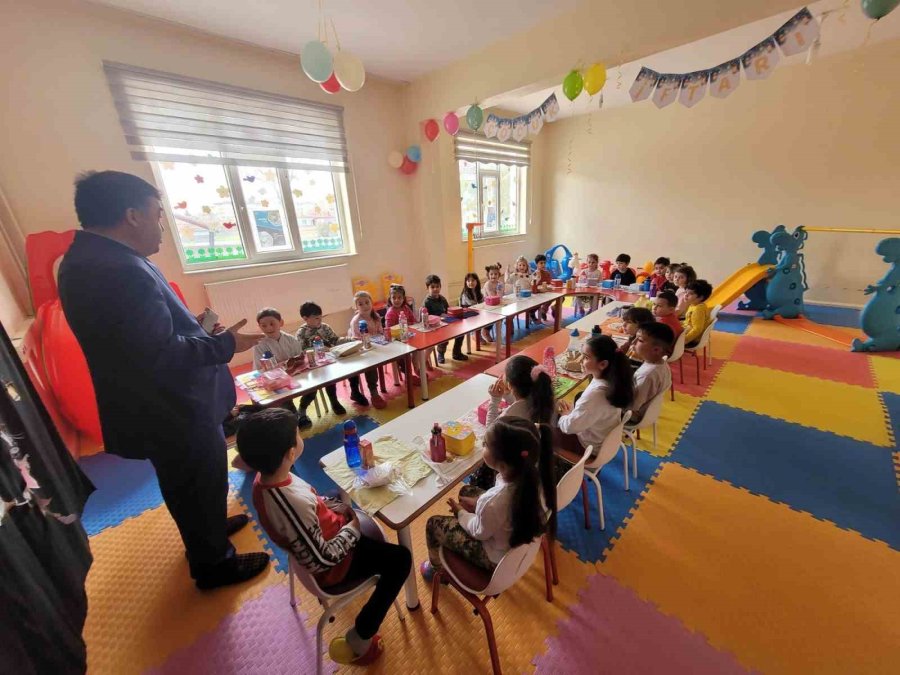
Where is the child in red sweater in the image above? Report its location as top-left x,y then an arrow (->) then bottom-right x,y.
652,290 -> 684,338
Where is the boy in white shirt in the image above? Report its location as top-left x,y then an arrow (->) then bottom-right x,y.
253,307 -> 305,370
630,322 -> 674,424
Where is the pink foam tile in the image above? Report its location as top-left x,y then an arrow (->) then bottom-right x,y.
730,336 -> 874,387
533,573 -> 748,674
149,584 -> 335,675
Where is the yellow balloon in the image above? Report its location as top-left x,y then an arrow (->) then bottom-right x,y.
584,62 -> 607,96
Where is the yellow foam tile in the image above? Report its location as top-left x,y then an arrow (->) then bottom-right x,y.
709,330 -> 740,362
325,499 -> 596,674
84,495 -> 279,674
707,362 -> 891,446
601,463 -> 900,675
744,319 -> 865,350
631,393 -> 701,457
870,354 -> 900,395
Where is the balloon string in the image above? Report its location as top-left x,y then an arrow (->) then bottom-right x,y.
330,17 -> 341,52
862,19 -> 876,48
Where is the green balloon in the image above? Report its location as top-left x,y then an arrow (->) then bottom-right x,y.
563,70 -> 584,101
466,105 -> 484,131
861,0 -> 900,19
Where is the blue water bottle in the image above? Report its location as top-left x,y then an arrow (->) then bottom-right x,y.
343,420 -> 361,468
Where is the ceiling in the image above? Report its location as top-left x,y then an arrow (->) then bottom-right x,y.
487,0 -> 900,119
92,0 -> 581,81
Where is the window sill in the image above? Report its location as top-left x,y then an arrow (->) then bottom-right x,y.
464,233 -> 528,248
180,250 -> 356,275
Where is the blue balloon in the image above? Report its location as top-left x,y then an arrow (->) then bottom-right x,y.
406,145 -> 422,163
301,41 -> 333,83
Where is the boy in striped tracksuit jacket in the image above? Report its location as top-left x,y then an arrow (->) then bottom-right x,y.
237,408 -> 411,666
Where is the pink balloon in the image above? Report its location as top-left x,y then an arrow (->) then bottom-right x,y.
424,118 -> 440,142
399,156 -> 418,175
443,112 -> 460,136
320,73 -> 340,94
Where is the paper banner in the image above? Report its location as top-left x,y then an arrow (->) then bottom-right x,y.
483,114 -> 499,138
541,93 -> 559,122
741,37 -> 780,80
774,7 -> 819,56
528,110 -> 544,135
497,119 -> 512,142
630,66 -> 659,102
652,74 -> 682,108
708,59 -> 741,99
512,117 -> 528,141
679,70 -> 709,108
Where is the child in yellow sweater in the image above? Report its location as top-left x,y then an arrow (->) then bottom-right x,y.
682,279 -> 713,347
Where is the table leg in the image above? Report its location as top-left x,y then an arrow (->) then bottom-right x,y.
495,320 -> 502,362
554,298 -> 563,332
418,350 -> 429,400
404,355 -> 414,409
397,526 -> 420,610
590,295 -> 600,313
505,317 -> 513,358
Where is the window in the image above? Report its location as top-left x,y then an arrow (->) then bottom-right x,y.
104,62 -> 355,270
455,132 -> 529,241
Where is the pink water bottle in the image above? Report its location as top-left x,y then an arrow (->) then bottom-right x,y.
542,346 -> 557,379
429,423 -> 446,462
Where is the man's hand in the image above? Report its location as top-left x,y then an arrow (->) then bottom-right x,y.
227,319 -> 264,353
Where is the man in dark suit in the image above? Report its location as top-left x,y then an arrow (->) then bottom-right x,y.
59,170 -> 269,589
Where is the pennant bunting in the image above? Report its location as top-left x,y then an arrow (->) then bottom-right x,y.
652,74 -> 683,108
709,59 -> 742,99
629,66 -> 659,102
679,70 -> 709,108
774,7 -> 820,56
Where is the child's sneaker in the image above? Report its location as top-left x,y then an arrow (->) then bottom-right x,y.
350,391 -> 369,406
480,330 -> 493,343
329,635 -> 384,666
330,400 -> 347,415
436,353 -> 446,365
296,413 -> 313,430
452,352 -> 469,361
370,393 -> 387,409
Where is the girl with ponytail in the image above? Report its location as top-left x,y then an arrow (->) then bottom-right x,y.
421,418 -> 557,580
554,335 -> 634,462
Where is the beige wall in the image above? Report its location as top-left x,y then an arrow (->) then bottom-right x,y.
541,38 -> 900,306
0,0 -> 421,359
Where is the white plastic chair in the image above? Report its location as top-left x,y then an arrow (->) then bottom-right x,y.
432,538 -> 546,675
288,531 -> 405,674
543,445 -> 592,592
623,385 -> 668,480
581,411 -> 631,529
667,331 -> 687,400
707,304 -> 722,364
685,317 -> 718,384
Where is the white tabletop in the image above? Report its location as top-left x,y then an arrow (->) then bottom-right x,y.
320,373 -> 495,530
474,291 -> 563,317
568,300 -> 632,332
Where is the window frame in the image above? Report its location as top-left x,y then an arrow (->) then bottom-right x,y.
458,160 -> 528,242
152,161 -> 357,273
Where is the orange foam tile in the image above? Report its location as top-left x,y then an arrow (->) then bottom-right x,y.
601,463 -> 900,675
709,330 -> 740,362
745,319 -> 865,350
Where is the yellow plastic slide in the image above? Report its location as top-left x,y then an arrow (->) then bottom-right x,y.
706,263 -> 772,309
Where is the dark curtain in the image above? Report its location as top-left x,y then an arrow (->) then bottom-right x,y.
0,321 -> 95,674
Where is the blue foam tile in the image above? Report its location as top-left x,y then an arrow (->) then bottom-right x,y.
671,401 -> 899,549
229,415 -> 380,572
712,312 -> 754,334
882,392 -> 900,442
804,303 -> 861,329
555,450 -> 663,563
79,453 -> 163,536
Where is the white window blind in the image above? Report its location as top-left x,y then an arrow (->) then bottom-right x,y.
103,61 -> 349,172
454,131 -> 530,167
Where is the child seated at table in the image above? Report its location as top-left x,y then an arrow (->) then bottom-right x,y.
483,264 -> 504,298
611,253 -> 637,286
663,263 -> 680,293
460,272 -> 493,343
296,302 -> 348,425
237,408 -> 410,667
506,255 -> 533,292
347,291 -> 387,409
681,279 -> 714,348
652,290 -> 683,339
421,417 -> 557,581
630,322 -> 674,424
253,307 -> 306,371
384,284 -> 425,385
576,253 -> 603,312
673,264 -> 697,316
531,253 -> 555,323
620,307 -> 654,358
649,257 -> 670,291
554,335 -> 634,471
424,274 -> 466,363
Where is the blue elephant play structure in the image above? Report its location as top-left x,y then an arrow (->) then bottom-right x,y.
851,237 -> 900,352
543,244 -> 574,280
761,226 -> 808,320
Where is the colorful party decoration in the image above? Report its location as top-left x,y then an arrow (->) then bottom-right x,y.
630,7 -> 819,110
399,156 -> 418,175
320,72 -> 341,94
562,70 -> 584,101
406,145 -> 422,163
424,118 -> 440,142
301,40 -> 333,83
483,94 -> 557,141
583,63 -> 607,96
194,174 -> 204,183
443,112 -> 460,136
388,151 -> 404,169
333,51 -> 366,92
861,0 -> 900,19
466,104 -> 484,131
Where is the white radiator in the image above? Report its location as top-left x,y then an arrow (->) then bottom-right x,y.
204,264 -> 351,327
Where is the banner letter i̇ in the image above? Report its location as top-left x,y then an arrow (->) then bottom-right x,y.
754,56 -> 769,76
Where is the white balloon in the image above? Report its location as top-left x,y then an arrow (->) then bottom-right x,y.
333,51 -> 366,92
387,151 -> 404,169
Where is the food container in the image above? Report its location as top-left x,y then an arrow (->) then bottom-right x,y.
447,306 -> 465,318
259,368 -> 291,391
517,289 -> 532,298
441,421 -> 476,456
426,315 -> 441,327
601,280 -> 615,289
390,324 -> 404,339
360,439 -> 375,469
485,295 -> 501,306
550,279 -> 564,289
305,348 -> 317,366
477,398 -> 508,425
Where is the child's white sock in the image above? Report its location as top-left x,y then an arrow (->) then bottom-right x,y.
345,627 -> 372,656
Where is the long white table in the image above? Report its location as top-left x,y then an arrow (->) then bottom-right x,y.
474,291 -> 565,357
319,374 -> 495,609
